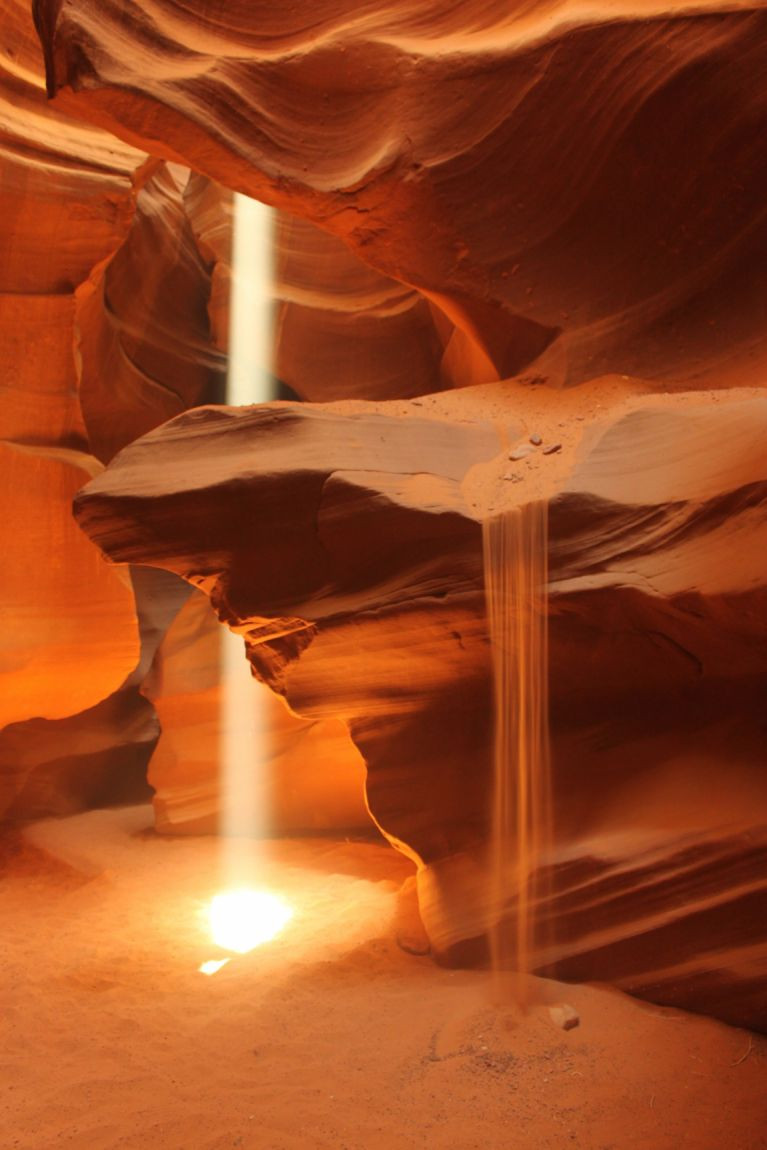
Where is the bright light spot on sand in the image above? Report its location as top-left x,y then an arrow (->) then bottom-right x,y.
198,958 -> 231,976
209,889 -> 292,953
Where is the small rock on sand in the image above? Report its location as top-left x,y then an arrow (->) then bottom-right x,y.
542,443 -> 562,455
529,434 -> 543,445
549,1004 -> 580,1031
509,444 -> 534,461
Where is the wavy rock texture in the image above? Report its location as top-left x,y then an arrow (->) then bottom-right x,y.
0,0 -> 141,452
77,165 -> 226,463
0,688 -> 157,821
0,443 -> 139,731
181,183 -> 452,403
0,1 -> 227,819
0,0 -> 143,816
74,383 -> 767,1027
274,213 -> 446,400
36,1 -> 767,388
182,173 -> 233,358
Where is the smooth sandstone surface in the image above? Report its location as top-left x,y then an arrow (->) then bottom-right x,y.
0,1 -> 227,819
274,213 -> 446,401
0,443 -> 139,731
0,689 -> 157,822
0,0 -> 146,819
77,164 -> 226,463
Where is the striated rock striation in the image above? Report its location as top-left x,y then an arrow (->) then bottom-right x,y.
35,1 -> 767,388
274,213 -> 446,401
0,0 -> 144,815
77,164 -> 227,463
0,0 -> 228,819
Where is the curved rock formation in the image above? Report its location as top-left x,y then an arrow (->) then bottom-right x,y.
77,164 -> 226,463
0,1 -> 227,819
74,381 -> 767,1028
0,0 -> 143,817
274,213 -> 445,401
0,687 -> 157,821
0,443 -> 139,731
36,1 -> 767,387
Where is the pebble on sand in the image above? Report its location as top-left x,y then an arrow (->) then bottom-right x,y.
549,1004 -> 580,1031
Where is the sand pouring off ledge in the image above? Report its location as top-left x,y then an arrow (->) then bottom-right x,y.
2,806 -> 766,1150
483,501 -> 552,1002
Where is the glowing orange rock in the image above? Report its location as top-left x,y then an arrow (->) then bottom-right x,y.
0,443 -> 139,731
35,1 -> 767,389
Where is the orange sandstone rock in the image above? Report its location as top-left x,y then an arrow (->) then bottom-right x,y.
35,1 -> 767,389
0,0 -> 221,820
146,589 -> 369,836
73,382 -> 767,1026
77,165 -> 226,463
0,443 -> 139,734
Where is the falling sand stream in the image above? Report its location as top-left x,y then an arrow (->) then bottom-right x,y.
483,500 -> 552,1003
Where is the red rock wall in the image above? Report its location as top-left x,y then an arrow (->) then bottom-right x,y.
34,1 -> 767,389
0,0 -> 144,814
0,1 -> 224,818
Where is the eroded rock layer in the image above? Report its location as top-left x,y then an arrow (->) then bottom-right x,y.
0,0 -> 141,815
0,0 -> 228,819
36,1 -> 767,388
75,382 -> 767,1027
77,165 -> 226,463
274,214 -> 446,401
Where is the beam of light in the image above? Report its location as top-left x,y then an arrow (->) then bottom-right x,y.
209,889 -> 293,954
227,193 -> 274,406
219,191 -> 276,891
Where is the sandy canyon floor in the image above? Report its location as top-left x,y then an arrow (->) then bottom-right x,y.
2,807 -> 766,1150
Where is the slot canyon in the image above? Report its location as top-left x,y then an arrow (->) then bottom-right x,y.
2,1 -> 766,1147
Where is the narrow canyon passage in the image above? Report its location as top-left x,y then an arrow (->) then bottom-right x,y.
3,0 -> 767,1146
